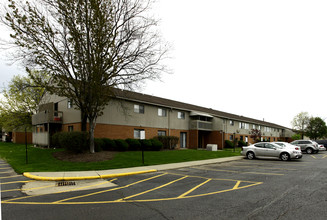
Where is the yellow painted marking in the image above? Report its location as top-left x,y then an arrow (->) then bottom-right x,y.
311,155 -> 317,159
233,181 -> 241,189
0,171 -> 13,174
0,180 -> 31,185
0,167 -> 11,170
2,173 -> 263,205
0,175 -> 20,179
2,180 -> 263,205
193,167 -> 284,176
178,178 -> 211,198
323,155 -> 327,159
225,165 -> 297,171
4,178 -> 119,203
116,176 -> 187,201
53,174 -> 166,204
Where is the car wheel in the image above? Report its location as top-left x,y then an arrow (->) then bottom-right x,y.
247,152 -> 255,160
280,153 -> 290,161
306,148 -> 313,154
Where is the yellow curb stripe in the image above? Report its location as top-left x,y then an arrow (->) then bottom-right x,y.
23,169 -> 157,181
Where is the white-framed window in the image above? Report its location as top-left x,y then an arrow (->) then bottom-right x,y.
158,108 -> 167,117
158,130 -> 166,136
134,104 -> 144,114
229,120 -> 234,126
252,124 -> 256,129
67,99 -> 73,109
68,126 -> 74,132
134,129 -> 145,139
178,112 -> 185,119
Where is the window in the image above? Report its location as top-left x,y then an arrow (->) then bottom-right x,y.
158,108 -> 167,117
178,112 -> 185,119
158,130 -> 166,136
252,124 -> 256,129
239,122 -> 249,129
67,99 -> 73,109
134,129 -> 145,139
68,126 -> 74,132
134,104 -> 144,114
229,120 -> 234,126
229,135 -> 234,141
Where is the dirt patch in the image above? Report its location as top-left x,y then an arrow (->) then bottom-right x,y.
53,151 -> 117,162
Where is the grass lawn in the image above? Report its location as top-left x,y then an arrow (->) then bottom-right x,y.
0,142 -> 241,174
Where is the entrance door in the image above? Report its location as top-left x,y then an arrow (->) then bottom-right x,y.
180,132 -> 187,148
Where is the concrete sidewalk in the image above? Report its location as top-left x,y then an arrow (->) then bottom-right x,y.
24,156 -> 244,181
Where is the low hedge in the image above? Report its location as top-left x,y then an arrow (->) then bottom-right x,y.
52,131 -> 89,153
126,138 -> 141,151
155,136 -> 179,149
114,139 -> 129,151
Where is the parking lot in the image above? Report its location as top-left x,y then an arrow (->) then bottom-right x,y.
1,151 -> 327,219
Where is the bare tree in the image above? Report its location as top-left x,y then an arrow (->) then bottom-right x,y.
2,0 -> 169,153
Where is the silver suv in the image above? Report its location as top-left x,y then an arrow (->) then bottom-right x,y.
290,140 -> 319,154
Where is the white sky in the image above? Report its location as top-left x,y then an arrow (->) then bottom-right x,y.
1,0 -> 327,128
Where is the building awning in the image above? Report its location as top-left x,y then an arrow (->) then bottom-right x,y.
190,111 -> 213,118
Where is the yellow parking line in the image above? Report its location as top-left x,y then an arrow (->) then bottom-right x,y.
53,173 -> 166,204
0,175 -> 20,179
226,165 -> 297,171
0,167 -> 11,170
178,178 -> 211,198
193,167 -> 284,176
116,176 -> 187,201
0,180 -> 31,185
323,155 -> 327,159
311,155 -> 317,159
233,181 -> 241,189
0,171 -> 13,174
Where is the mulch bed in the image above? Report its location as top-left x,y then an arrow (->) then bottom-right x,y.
53,151 -> 117,163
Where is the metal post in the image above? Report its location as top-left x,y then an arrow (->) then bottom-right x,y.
25,127 -> 28,164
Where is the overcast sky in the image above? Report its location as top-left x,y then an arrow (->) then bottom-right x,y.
1,0 -> 327,128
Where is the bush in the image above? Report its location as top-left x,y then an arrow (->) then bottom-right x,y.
57,132 -> 89,153
125,138 -> 141,151
225,140 -> 234,148
155,136 -> 179,149
238,140 -> 247,147
140,139 -> 152,150
102,138 -> 116,151
51,132 -> 61,148
114,139 -> 129,151
150,138 -> 163,151
94,138 -> 104,152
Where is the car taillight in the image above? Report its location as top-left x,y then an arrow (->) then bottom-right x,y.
295,147 -> 300,150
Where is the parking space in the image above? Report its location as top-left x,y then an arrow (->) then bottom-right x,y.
1,151 -> 327,205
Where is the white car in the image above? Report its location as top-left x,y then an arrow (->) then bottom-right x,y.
318,144 -> 326,151
241,142 -> 302,161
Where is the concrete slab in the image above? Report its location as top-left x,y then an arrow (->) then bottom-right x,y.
22,179 -> 117,196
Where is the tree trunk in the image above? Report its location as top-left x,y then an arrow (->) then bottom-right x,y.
89,117 -> 96,153
81,110 -> 87,132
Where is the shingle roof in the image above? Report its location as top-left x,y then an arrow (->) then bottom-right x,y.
113,89 -> 289,129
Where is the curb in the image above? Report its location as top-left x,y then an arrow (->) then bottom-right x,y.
23,169 -> 158,181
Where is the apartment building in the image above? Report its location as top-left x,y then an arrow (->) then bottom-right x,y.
32,89 -> 294,149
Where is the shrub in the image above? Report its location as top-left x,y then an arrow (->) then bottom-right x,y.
114,139 -> 129,151
51,132 -> 61,148
58,131 -> 89,153
155,136 -> 179,150
238,140 -> 247,147
94,138 -> 104,152
225,140 -> 234,148
102,138 -> 117,151
126,138 -> 141,151
140,139 -> 152,150
150,138 -> 163,151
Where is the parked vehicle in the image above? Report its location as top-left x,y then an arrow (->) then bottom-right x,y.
318,144 -> 326,151
316,140 -> 327,149
241,142 -> 302,161
290,140 -> 319,154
